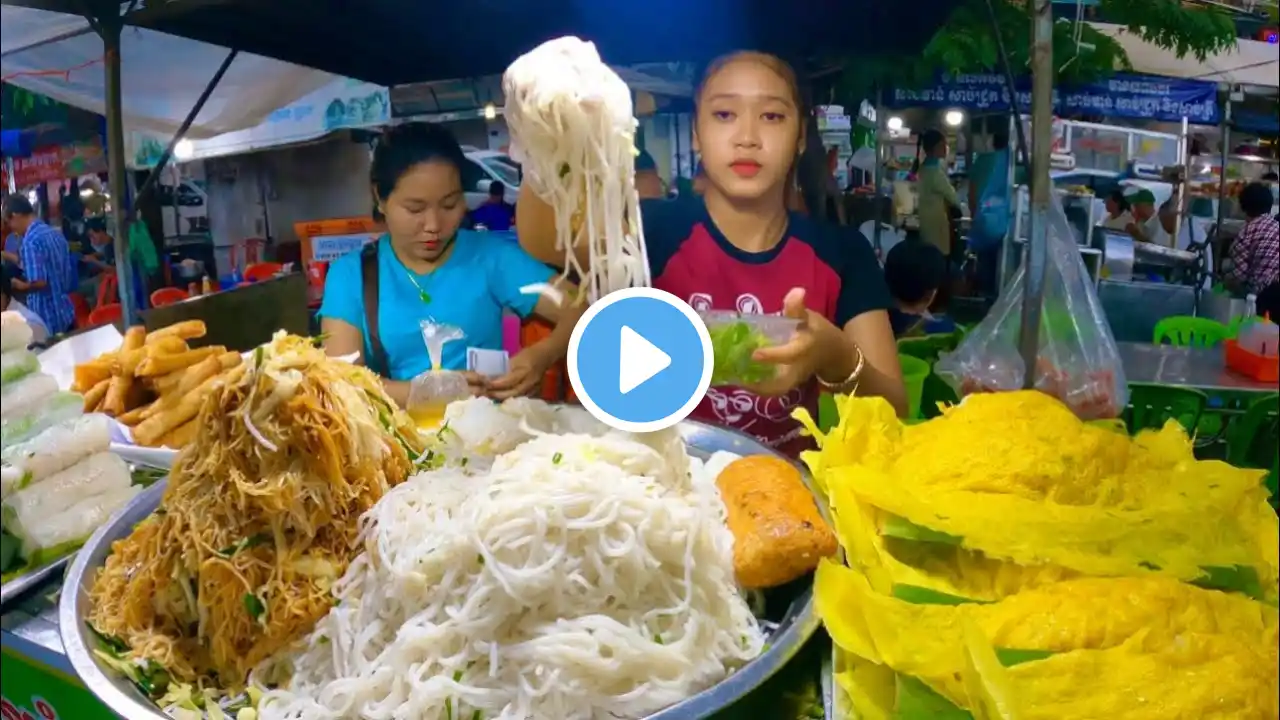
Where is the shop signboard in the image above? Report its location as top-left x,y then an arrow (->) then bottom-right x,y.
127,78 -> 391,168
891,73 -> 1220,125
9,142 -> 107,188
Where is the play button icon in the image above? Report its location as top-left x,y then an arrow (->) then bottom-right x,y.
618,326 -> 671,394
568,287 -> 713,433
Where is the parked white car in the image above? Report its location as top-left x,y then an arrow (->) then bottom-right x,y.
461,147 -> 520,210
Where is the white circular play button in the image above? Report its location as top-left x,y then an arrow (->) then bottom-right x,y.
568,287 -> 713,433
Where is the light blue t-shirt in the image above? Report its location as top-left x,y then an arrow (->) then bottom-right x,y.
319,230 -> 552,380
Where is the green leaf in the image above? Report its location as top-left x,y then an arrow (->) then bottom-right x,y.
891,584 -> 989,606
881,515 -> 964,546
242,592 -> 266,622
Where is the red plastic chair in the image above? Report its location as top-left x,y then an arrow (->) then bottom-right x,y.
69,292 -> 91,328
87,303 -> 122,327
150,287 -> 189,307
243,262 -> 284,283
96,270 -> 119,309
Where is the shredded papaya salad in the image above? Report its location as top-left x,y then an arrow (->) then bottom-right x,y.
87,333 -> 422,711
794,391 -> 1279,719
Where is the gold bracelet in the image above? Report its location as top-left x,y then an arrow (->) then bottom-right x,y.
817,345 -> 865,391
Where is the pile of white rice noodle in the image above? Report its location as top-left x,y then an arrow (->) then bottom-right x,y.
259,399 -> 764,720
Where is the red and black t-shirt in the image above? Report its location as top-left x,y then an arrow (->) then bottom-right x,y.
642,198 -> 891,455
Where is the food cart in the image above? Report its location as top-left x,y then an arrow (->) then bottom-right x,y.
2,2 -> 962,719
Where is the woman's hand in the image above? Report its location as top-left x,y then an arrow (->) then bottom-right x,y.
742,288 -> 853,397
484,346 -> 553,401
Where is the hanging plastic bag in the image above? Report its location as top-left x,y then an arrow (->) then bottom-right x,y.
128,220 -> 159,275
936,190 -> 1127,420
406,320 -> 471,429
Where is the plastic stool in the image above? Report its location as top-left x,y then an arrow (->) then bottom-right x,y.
1153,316 -> 1229,348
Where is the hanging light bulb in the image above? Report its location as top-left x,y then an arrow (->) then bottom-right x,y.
944,110 -> 965,127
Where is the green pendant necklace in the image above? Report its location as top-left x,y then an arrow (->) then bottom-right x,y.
403,270 -> 432,305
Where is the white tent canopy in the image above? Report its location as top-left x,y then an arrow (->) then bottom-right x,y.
1092,22 -> 1280,90
1,6 -> 336,139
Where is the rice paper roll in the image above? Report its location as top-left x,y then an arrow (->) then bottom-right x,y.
0,349 -> 39,387
3,452 -> 132,535
0,392 -> 84,450
1,414 -> 112,490
0,312 -> 33,353
0,465 -> 20,497
0,373 -> 58,422
13,483 -> 141,563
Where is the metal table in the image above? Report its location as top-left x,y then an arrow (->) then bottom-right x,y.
1119,342 -> 1278,394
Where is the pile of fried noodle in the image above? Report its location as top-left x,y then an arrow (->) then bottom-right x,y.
89,333 -> 418,689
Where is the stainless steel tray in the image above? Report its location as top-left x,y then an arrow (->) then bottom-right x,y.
1,554 -> 74,611
61,418 -> 826,720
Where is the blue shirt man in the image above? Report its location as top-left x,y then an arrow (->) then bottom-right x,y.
2,195 -> 76,334
470,180 -> 515,232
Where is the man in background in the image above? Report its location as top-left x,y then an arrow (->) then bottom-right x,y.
1125,189 -> 1174,246
470,180 -> 515,232
1,194 -> 76,334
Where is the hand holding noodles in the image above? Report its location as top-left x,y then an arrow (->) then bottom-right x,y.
503,37 -> 650,303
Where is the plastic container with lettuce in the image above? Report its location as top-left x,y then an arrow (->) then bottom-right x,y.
794,390 -> 1279,719
701,311 -> 799,386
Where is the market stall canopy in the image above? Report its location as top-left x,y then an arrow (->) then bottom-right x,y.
1091,22 -> 1280,90
119,0 -> 955,87
0,5 -> 336,138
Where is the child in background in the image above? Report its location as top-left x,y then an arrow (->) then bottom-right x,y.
884,239 -> 958,337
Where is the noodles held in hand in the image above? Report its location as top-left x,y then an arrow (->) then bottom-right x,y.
88,333 -> 417,688
503,37 -> 650,302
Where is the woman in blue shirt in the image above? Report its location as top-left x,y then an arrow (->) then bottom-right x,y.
320,123 -> 580,407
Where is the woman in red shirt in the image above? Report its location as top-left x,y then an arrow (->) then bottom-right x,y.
517,51 -> 906,454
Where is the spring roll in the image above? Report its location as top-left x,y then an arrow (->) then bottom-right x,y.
73,357 -> 114,393
2,452 -> 132,534
1,348 -> 39,387
1,311 -> 33,353
0,373 -> 58,422
12,483 -> 142,563
103,327 -> 147,416
155,419 -> 198,449
83,378 -> 110,412
135,346 -> 220,378
144,320 -> 206,344
0,414 -> 113,490
0,391 -> 84,450
132,374 -> 221,447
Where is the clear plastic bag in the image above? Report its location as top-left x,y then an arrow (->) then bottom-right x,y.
936,192 -> 1127,420
406,320 -> 470,429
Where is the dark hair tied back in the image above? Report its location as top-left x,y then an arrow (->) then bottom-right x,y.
370,122 -> 468,222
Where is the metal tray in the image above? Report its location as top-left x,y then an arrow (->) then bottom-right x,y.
61,418 -> 826,720
1,554 -> 75,611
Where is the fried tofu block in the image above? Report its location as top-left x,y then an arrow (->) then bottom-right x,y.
716,455 -> 837,589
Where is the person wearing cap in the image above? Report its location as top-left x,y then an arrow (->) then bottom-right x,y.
634,150 -> 665,200
1124,188 -> 1173,246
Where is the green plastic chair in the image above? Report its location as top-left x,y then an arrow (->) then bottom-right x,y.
1153,316 -> 1230,348
1125,383 -> 1209,435
1226,394 -> 1280,504
899,354 -> 932,421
